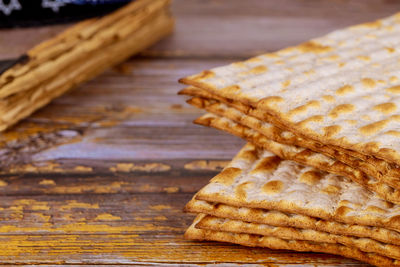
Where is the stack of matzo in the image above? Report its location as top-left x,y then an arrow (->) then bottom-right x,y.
0,0 -> 173,132
179,12 -> 400,266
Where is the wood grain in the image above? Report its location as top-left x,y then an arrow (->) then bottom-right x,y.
1,0 -> 400,59
0,0 -> 392,265
0,179 -> 369,266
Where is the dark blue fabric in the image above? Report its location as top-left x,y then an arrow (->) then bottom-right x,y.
0,0 -> 133,28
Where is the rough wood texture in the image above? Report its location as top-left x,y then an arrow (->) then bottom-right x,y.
0,0 -> 398,265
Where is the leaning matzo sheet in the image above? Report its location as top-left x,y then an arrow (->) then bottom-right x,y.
188,96 -> 400,188
193,142 -> 400,231
180,86 -> 400,191
186,215 -> 400,267
185,198 -> 400,246
180,12 -> 400,166
195,113 -> 400,205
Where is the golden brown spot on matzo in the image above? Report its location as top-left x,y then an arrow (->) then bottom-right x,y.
323,54 -> 339,61
221,85 -> 241,93
298,171 -> 322,185
249,65 -> 268,74
322,185 -> 340,195
297,115 -> 324,127
251,156 -> 282,174
211,167 -> 242,185
298,41 -> 332,54
287,101 -> 320,117
194,115 -> 213,126
338,62 -> 346,68
193,70 -> 215,81
275,60 -> 285,65
359,120 -> 389,136
336,206 -> 353,216
278,46 -> 296,55
188,97 -> 205,108
390,76 -> 398,83
264,53 -> 280,58
387,85 -> 400,93
336,85 -> 354,96
391,115 -> 400,121
361,115 -> 371,121
323,125 -> 342,138
365,205 -> 386,213
235,182 -> 252,201
246,57 -> 263,63
232,62 -> 246,68
373,102 -> 397,114
262,180 -> 284,195
379,148 -> 398,163
357,56 -> 370,61
257,96 -> 284,108
346,120 -> 357,125
303,69 -> 316,76
386,47 -> 396,53
383,201 -> 394,209
365,142 -> 380,151
384,130 -> 400,137
377,80 -> 387,85
239,149 -> 259,162
386,25 -> 394,31
281,80 -> 291,88
329,104 -> 355,119
361,78 -> 376,88
388,215 -> 400,226
352,20 -> 382,29
339,200 -> 351,206
322,95 -> 335,102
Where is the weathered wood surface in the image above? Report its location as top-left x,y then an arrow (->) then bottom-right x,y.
0,0 -> 398,265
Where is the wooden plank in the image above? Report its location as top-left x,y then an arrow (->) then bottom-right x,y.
0,58 -> 244,172
0,166 -> 215,195
0,190 -> 369,265
1,0 -> 400,59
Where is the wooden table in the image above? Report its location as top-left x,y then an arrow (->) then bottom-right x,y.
0,1 -> 399,265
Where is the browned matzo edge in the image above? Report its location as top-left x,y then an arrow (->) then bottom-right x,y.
0,0 -> 174,131
196,214 -> 400,260
179,12 -> 400,167
185,197 -> 400,246
179,86 -> 400,188
185,214 -> 400,267
195,113 -> 400,205
185,95 -> 400,204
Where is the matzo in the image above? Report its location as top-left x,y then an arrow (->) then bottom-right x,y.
180,86 -> 373,162
185,198 -> 400,246
187,95 -> 400,201
186,214 -> 400,267
180,86 -> 400,191
193,142 -> 400,231
0,0 -> 173,132
180,12 -> 400,166
196,214 -> 400,260
196,113 -> 400,205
